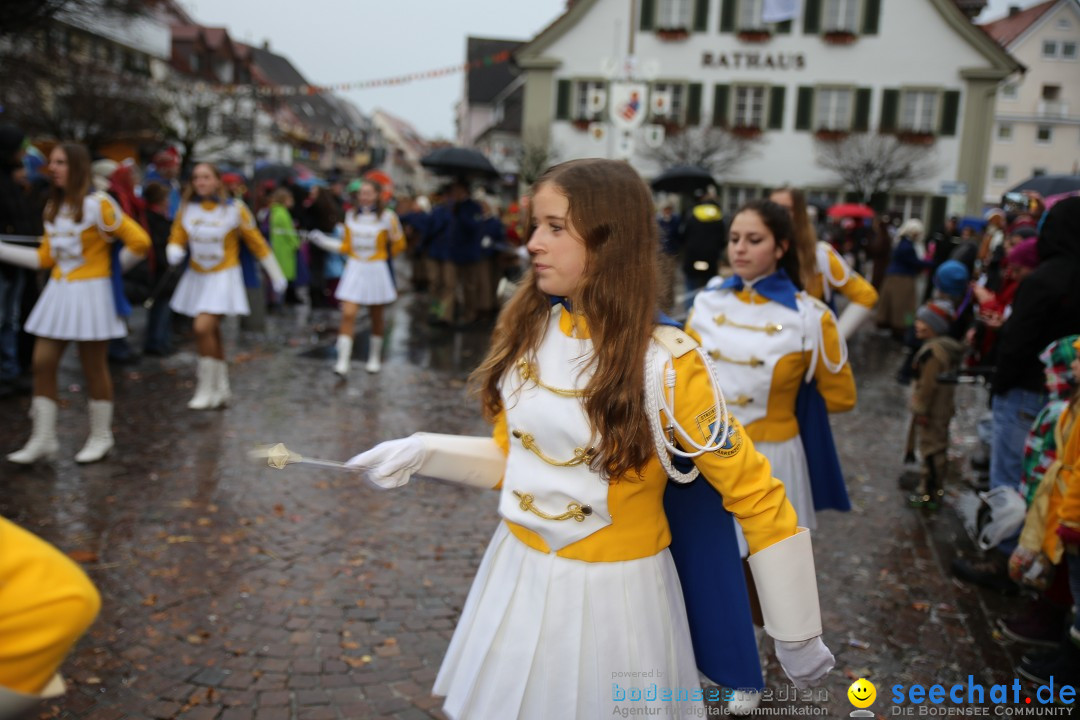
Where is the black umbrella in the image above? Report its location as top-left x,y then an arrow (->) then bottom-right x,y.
420,147 -> 499,179
253,162 -> 297,185
650,165 -> 717,194
1007,174 -> 1080,197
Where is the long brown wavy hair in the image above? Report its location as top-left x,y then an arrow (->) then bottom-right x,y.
44,143 -> 92,224
470,159 -> 659,480
770,186 -> 817,290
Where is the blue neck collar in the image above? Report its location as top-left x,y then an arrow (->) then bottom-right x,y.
717,270 -> 799,311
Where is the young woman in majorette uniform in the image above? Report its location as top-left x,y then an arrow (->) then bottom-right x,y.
308,179 -> 405,375
770,187 -> 878,340
165,162 -> 287,409
0,142 -> 150,464
332,160 -> 834,719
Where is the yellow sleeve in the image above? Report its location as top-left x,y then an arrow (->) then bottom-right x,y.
36,236 -> 55,270
340,225 -> 352,255
826,246 -> 878,308
236,202 -> 270,260
100,198 -> 150,257
670,351 -> 799,554
815,309 -> 856,413
0,518 -> 100,694
387,213 -> 406,257
167,213 -> 188,249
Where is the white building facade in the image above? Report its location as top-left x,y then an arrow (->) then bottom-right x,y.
517,0 -> 1021,226
983,0 -> 1080,202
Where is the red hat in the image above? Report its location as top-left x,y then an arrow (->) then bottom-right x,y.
153,147 -> 180,167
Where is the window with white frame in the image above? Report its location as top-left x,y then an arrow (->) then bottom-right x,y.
815,87 -> 853,130
574,80 -> 606,121
650,82 -> 686,121
997,123 -> 1013,141
733,85 -> 767,127
1043,40 -> 1058,58
1063,42 -> 1077,59
1037,125 -> 1053,143
1001,83 -> 1018,99
991,165 -> 1008,183
900,90 -> 937,132
738,0 -> 765,29
657,0 -> 693,28
890,194 -> 926,221
725,186 -> 759,217
823,0 -> 859,31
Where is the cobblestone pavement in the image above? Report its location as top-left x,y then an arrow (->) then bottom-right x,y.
0,291 -> 1038,720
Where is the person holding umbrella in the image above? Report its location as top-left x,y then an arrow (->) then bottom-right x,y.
307,179 -> 405,375
165,162 -> 287,409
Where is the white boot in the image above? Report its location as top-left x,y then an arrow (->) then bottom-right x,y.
333,334 -> 352,376
215,359 -> 231,407
727,690 -> 762,715
188,356 -> 218,409
7,396 -> 60,464
74,400 -> 114,463
365,335 -> 383,374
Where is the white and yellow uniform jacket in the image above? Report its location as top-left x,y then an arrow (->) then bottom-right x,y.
338,208 -> 405,262
167,199 -> 270,272
36,193 -> 149,281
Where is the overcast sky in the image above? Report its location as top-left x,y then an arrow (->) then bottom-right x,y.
185,0 -> 1042,141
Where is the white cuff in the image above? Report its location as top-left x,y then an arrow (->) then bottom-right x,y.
118,247 -> 144,272
414,433 -> 505,489
0,674 -> 65,720
165,243 -> 186,266
747,528 -> 823,642
259,254 -> 288,295
0,242 -> 42,270
836,303 -> 874,340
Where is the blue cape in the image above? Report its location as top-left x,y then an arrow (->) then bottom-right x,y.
796,378 -> 851,512
109,243 -> 132,318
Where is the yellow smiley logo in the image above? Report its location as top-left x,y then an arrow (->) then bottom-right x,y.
848,678 -> 876,708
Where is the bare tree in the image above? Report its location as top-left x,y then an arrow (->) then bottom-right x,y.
155,80 -> 257,174
814,134 -> 939,202
643,126 -> 762,176
0,0 -> 150,39
517,141 -> 557,188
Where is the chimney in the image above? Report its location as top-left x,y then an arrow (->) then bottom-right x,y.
262,39 -> 270,51
954,0 -> 988,20
1008,5 -> 1021,16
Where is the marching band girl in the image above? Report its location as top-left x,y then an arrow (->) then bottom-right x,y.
337,161 -> 834,719
769,187 -> 878,339
308,180 -> 405,376
0,143 -> 149,464
165,162 -> 287,410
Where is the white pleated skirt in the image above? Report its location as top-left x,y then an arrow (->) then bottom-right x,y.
170,266 -> 250,317
433,522 -> 704,720
25,277 -> 126,341
335,258 -> 396,306
735,435 -> 815,557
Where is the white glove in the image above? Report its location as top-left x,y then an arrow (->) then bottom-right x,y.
118,247 -> 145,272
0,241 -> 42,270
165,243 -> 186,266
775,637 -> 834,689
346,436 -> 426,489
259,253 -> 288,295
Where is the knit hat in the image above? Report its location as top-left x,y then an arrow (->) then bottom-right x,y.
933,260 -> 969,297
1006,237 -> 1039,269
915,299 -> 955,336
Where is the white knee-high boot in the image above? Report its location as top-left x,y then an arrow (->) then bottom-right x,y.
188,356 -> 218,409
334,334 -> 353,376
365,335 -> 383,374
7,396 -> 60,464
74,400 -> 114,463
214,359 -> 231,407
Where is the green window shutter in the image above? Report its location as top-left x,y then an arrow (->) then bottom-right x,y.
776,20 -> 793,34
693,0 -> 709,31
795,86 -> 814,131
641,0 -> 656,31
939,90 -> 961,136
687,83 -> 703,125
852,87 -> 872,132
712,84 -> 730,127
803,0 -> 821,34
556,79 -> 572,120
929,196 -> 948,235
862,0 -> 881,35
768,86 -> 786,130
879,88 -> 899,132
720,0 -> 736,32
